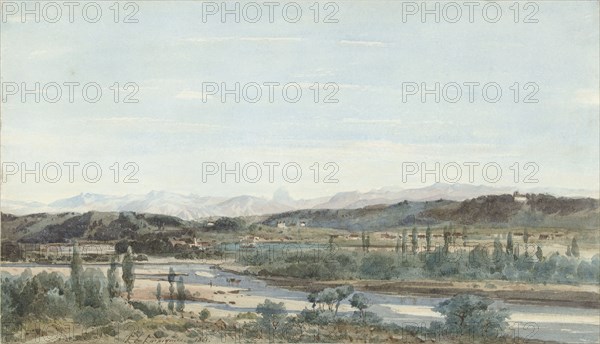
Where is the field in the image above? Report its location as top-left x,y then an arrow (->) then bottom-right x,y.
1,210 -> 599,343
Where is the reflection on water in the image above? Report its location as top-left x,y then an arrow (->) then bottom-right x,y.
2,261 -> 598,344
155,262 -> 600,344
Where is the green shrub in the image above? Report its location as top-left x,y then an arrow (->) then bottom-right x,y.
131,301 -> 167,318
199,308 -> 211,321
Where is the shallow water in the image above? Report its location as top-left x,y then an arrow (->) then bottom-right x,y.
141,262 -> 600,344
2,261 -> 598,343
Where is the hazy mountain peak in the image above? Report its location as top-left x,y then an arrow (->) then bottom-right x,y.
3,184 -> 598,219
273,187 -> 294,204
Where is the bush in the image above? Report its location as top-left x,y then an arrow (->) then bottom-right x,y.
298,309 -> 320,324
199,308 -> 211,321
360,252 -> 397,279
105,298 -> 146,323
74,306 -> 111,327
214,217 -> 246,231
350,311 -> 382,325
131,301 -> 167,318
154,330 -> 167,338
164,322 -> 187,332
256,299 -> 287,332
236,311 -> 257,320
433,294 -> 509,337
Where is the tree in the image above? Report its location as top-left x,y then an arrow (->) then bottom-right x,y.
395,231 -> 401,253
411,227 -> 418,254
443,230 -> 451,254
349,293 -> 370,322
317,288 -> 337,312
402,229 -> 408,254
535,246 -> 543,261
361,231 -> 366,252
577,260 -> 596,281
168,267 -> 176,284
334,285 -> 354,317
365,235 -> 370,253
256,299 -> 287,332
462,226 -> 468,247
492,238 -> 505,273
523,229 -> 530,257
214,217 -> 246,231
571,238 -> 580,258
199,308 -> 210,322
566,245 -> 572,257
121,246 -> 135,302
506,232 -> 514,256
168,298 -> 174,314
433,294 -> 510,337
114,240 -> 129,254
469,244 -> 491,272
176,276 -> 185,315
107,256 -> 120,299
426,226 -> 432,252
81,268 -> 108,308
360,252 -> 397,280
307,292 -> 318,310
168,267 -> 175,314
70,241 -> 84,307
328,235 -> 335,251
156,283 -> 162,307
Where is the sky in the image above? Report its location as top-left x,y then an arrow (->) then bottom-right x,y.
1,0 -> 599,203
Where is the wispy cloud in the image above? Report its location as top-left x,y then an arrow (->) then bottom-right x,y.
86,117 -> 219,133
28,48 -> 73,59
292,68 -> 336,78
339,40 -> 387,47
342,118 -> 403,126
175,90 -> 213,100
240,37 -> 303,42
181,37 -> 303,43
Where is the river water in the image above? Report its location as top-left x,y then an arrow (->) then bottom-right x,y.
144,262 -> 600,344
2,261 -> 598,343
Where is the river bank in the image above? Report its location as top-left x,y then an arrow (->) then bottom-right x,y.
218,262 -> 600,309
2,259 -> 597,343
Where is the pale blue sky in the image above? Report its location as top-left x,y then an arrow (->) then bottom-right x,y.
1,1 -> 598,202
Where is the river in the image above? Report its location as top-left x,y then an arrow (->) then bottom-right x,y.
1,261 -> 598,344
144,262 -> 600,344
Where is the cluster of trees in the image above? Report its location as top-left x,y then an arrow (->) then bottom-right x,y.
361,232 -> 371,252
1,242 -> 147,339
240,230 -> 598,284
0,242 -> 190,340
153,267 -> 187,316
394,227 -> 423,254
423,233 -> 598,284
430,294 -> 510,338
304,285 -> 357,321
238,248 -> 359,280
250,288 -> 379,341
302,286 -> 380,325
246,292 -> 510,342
114,236 -> 224,261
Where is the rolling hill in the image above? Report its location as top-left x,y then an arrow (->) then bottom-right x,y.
2,193 -> 597,243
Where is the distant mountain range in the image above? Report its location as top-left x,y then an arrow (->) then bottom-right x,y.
2,193 -> 598,244
2,183 -> 598,219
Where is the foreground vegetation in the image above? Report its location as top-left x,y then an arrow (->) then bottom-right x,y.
0,241 -> 543,343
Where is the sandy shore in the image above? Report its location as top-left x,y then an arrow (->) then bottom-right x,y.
0,263 -> 318,320
2,259 -> 599,314
218,262 -> 600,309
